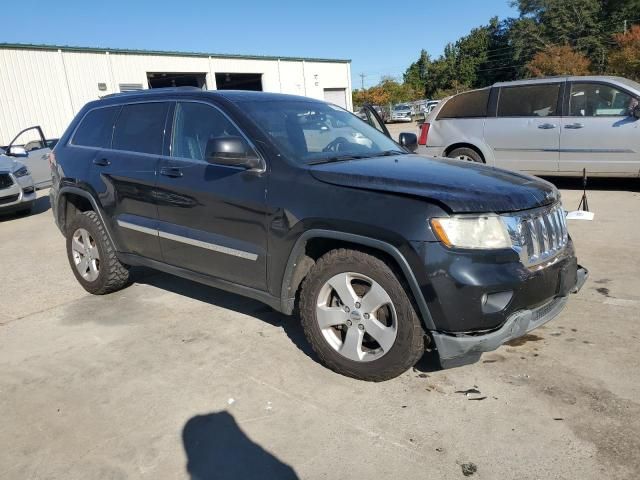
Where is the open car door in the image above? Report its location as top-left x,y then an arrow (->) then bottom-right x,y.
5,126 -> 53,188
361,104 -> 391,139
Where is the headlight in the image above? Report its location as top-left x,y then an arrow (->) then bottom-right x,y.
14,166 -> 30,178
430,216 -> 511,249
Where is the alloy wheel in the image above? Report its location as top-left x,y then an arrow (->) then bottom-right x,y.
71,228 -> 100,282
316,272 -> 398,362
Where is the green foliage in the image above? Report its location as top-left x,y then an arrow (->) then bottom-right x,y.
397,0 -> 639,98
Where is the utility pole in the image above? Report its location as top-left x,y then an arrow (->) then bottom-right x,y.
359,73 -> 366,90
624,20 -> 628,33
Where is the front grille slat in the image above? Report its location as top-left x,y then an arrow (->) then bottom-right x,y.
0,173 -> 14,190
506,203 -> 568,267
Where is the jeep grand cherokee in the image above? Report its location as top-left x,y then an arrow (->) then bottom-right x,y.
50,88 -> 587,381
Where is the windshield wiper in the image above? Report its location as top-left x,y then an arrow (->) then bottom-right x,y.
306,154 -> 368,165
376,149 -> 407,156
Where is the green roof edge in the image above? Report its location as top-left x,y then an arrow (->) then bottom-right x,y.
0,42 -> 351,63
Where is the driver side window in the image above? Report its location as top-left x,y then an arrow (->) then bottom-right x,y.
569,83 -> 634,117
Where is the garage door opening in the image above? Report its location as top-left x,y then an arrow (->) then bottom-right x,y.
215,73 -> 263,91
323,88 -> 347,109
147,72 -> 207,89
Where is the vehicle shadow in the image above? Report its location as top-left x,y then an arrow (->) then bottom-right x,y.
136,270 -> 441,374
136,271 -> 318,361
541,176 -> 640,192
182,410 -> 299,480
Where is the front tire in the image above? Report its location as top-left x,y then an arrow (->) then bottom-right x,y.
66,211 -> 130,295
299,249 -> 425,381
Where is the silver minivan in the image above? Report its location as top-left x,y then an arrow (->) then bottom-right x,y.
419,76 -> 640,177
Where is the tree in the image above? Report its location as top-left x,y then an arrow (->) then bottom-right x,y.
403,49 -> 431,94
609,24 -> 640,80
526,44 -> 591,76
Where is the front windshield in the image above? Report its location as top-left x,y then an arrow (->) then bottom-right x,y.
394,105 -> 410,111
240,100 -> 404,164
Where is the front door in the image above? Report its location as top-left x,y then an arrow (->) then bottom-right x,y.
361,104 -> 391,138
560,81 -> 640,175
155,100 -> 268,290
5,126 -> 51,187
483,82 -> 562,174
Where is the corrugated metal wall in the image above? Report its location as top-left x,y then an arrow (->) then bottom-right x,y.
0,46 -> 351,144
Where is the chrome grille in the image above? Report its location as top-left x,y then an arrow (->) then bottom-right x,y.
503,203 -> 568,267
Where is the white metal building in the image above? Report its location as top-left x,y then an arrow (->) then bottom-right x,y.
0,43 -> 352,144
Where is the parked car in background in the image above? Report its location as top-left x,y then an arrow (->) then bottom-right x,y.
418,76 -> 640,177
390,103 -> 412,122
0,156 -> 36,215
1,126 -> 58,188
50,88 -> 585,381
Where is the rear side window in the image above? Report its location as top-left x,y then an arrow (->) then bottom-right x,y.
112,102 -> 169,155
437,89 -> 489,119
72,106 -> 120,148
497,84 -> 560,117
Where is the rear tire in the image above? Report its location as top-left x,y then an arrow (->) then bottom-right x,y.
447,147 -> 483,163
299,249 -> 425,381
66,211 -> 130,295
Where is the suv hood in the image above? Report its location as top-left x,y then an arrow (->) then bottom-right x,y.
309,155 -> 559,214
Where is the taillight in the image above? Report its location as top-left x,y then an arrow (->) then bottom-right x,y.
418,123 -> 430,145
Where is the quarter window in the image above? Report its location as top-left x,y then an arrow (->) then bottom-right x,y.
112,102 -> 168,155
569,83 -> 634,117
171,102 -> 248,161
497,84 -> 560,117
72,106 -> 120,148
437,89 -> 489,119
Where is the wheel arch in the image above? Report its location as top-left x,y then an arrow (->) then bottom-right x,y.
444,142 -> 487,163
56,187 -> 118,248
280,230 -> 436,331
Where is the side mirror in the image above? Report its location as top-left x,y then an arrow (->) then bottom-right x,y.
632,104 -> 640,120
8,146 -> 27,157
205,137 -> 263,171
399,132 -> 418,152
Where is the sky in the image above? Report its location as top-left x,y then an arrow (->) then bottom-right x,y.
1,0 -> 518,89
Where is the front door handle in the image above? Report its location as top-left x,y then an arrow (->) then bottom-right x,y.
538,123 -> 557,129
565,123 -> 585,129
160,167 -> 183,178
93,158 -> 111,166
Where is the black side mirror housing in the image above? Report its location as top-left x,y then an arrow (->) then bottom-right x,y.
399,132 -> 418,152
205,137 -> 263,170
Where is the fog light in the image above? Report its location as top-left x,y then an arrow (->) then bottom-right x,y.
481,291 -> 513,314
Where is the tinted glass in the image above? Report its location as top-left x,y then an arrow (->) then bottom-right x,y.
497,84 -> 560,117
569,83 -> 634,117
171,102 -> 247,160
240,100 -> 402,164
437,89 -> 489,119
72,106 -> 119,148
112,102 -> 168,154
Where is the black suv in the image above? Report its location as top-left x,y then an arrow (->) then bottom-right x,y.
50,88 -> 587,381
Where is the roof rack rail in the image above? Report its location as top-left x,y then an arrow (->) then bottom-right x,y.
102,86 -> 204,98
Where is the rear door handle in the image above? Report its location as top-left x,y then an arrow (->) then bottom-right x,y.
93,158 -> 111,166
160,167 -> 183,178
564,123 -> 584,129
538,123 -> 557,129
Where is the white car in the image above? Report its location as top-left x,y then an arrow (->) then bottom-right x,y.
418,76 -> 640,177
0,156 -> 36,215
390,104 -> 412,123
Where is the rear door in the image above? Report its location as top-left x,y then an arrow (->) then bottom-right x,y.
483,82 -> 562,173
85,101 -> 169,260
560,81 -> 640,175
155,100 -> 268,290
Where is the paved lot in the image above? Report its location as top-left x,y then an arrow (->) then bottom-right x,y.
1,177 -> 639,479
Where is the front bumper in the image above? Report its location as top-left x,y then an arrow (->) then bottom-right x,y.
390,115 -> 412,122
0,173 -> 36,213
433,265 -> 588,368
